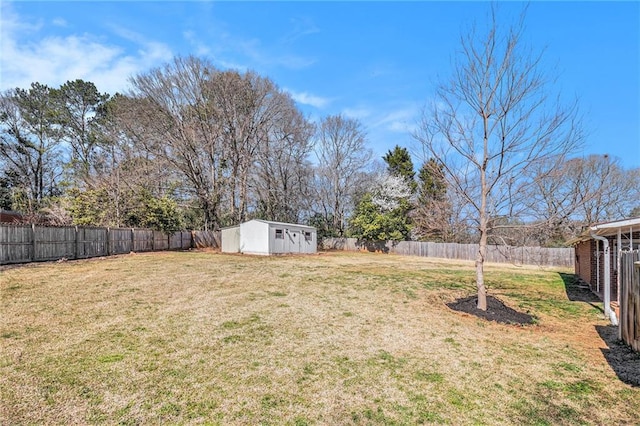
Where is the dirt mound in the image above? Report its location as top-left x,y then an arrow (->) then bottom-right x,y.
447,295 -> 535,325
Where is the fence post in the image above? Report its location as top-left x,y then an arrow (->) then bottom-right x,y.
31,223 -> 36,262
106,228 -> 110,256
131,228 -> 135,253
75,226 -> 79,259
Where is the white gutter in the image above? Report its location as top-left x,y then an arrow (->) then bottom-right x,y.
590,231 -> 617,325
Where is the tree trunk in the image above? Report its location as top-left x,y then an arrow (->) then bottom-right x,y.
477,111 -> 489,311
476,225 -> 488,310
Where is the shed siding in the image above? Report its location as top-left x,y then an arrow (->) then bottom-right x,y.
221,226 -> 240,253
240,220 -> 270,255
268,223 -> 316,254
223,220 -> 317,256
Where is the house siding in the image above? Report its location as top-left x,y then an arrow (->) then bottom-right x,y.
578,231 -> 640,299
575,240 -> 592,285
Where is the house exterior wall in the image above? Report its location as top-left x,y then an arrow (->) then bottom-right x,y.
574,238 -> 615,295
240,220 -> 270,255
588,238 -> 616,295
578,232 -> 640,298
575,240 -> 592,285
221,226 -> 240,253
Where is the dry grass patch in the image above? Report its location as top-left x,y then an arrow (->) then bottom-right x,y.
1,251 -> 638,424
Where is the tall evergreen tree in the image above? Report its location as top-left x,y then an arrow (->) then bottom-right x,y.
382,145 -> 417,193
413,158 -> 452,242
417,158 -> 447,204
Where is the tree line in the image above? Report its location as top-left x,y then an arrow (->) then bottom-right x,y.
1,57 -> 638,245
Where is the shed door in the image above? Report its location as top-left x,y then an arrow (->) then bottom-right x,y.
286,229 -> 301,253
273,228 -> 285,253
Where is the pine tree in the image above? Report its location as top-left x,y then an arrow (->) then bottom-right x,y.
382,145 -> 417,193
414,158 -> 452,242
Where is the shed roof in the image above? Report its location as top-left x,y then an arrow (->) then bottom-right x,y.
248,219 -> 316,231
221,220 -> 316,231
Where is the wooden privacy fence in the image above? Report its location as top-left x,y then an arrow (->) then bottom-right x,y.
0,224 -> 220,265
619,250 -> 640,352
322,238 -> 574,268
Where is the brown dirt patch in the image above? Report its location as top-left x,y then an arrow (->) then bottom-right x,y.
447,295 -> 535,325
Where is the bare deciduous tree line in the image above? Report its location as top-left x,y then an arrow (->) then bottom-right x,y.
1,31 -> 638,259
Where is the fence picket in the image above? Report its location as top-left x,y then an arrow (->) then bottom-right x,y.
619,250 -> 640,352
0,224 -> 221,265
322,237 -> 574,268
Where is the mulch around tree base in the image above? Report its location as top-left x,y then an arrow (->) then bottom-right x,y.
447,295 -> 535,325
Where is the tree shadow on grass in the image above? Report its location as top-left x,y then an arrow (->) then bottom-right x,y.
558,272 -> 603,313
595,324 -> 640,387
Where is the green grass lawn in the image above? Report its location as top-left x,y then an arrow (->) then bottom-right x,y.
1,251 -> 638,424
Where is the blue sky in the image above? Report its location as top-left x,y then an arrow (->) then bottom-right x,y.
1,1 -> 638,169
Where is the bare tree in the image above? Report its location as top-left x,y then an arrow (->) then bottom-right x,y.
252,96 -> 315,223
204,70 -> 311,225
528,155 -> 640,242
113,56 -> 321,228
314,114 -> 372,236
414,7 -> 583,310
122,56 -> 226,229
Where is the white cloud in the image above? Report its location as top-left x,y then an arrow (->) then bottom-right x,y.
375,107 -> 419,133
343,107 -> 372,120
233,37 -> 315,71
0,4 -> 173,94
192,15 -> 316,73
183,30 -> 211,56
287,89 -> 330,109
282,16 -> 320,45
52,18 -> 67,27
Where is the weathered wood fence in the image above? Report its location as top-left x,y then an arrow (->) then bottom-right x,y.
0,224 -> 220,265
322,238 -> 574,268
619,250 -> 640,352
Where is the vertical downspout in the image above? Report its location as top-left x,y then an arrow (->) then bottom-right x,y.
591,232 -> 615,324
617,228 -> 622,337
617,228 -> 622,305
596,240 -> 600,293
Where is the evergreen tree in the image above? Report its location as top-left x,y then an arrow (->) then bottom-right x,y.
413,158 -> 452,241
382,145 -> 417,193
417,158 -> 447,204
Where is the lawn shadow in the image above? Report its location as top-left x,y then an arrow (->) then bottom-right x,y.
558,272 -> 603,314
595,325 -> 640,387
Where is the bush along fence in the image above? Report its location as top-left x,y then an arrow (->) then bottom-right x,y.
322,237 -> 575,268
0,223 -> 221,265
619,250 -> 640,352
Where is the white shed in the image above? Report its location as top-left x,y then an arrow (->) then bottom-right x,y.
221,219 -> 317,255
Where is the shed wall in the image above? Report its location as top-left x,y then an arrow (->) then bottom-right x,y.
268,223 -> 316,254
240,221 -> 270,255
221,227 -> 240,253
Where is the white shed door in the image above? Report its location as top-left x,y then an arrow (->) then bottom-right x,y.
273,228 -> 285,253
286,229 -> 301,253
